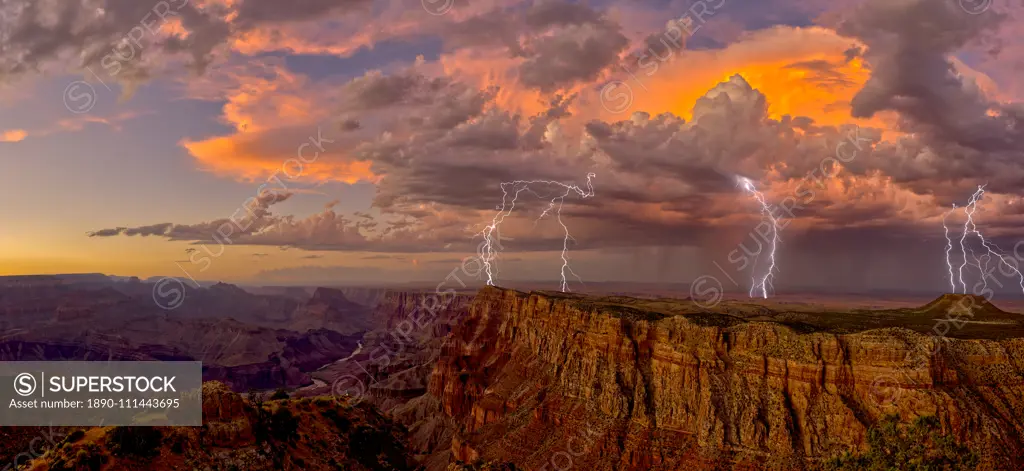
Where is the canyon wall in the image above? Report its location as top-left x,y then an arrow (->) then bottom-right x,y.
427,287 -> 1024,470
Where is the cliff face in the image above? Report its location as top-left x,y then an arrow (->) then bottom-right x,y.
428,287 -> 1024,470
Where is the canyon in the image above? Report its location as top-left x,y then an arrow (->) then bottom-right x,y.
3,276 -> 1024,470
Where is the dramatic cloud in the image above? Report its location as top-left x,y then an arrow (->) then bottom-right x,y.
0,0 -> 231,84
825,0 -> 1024,202
515,5 -> 629,92
88,191 -> 294,239
75,0 -> 1024,280
232,0 -> 373,27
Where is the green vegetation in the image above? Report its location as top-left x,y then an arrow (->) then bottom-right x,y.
248,390 -> 292,467
823,415 -> 979,471
322,406 -> 353,432
106,426 -> 163,458
48,443 -> 107,471
270,388 -> 291,400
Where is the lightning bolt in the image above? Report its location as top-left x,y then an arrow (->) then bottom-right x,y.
737,176 -> 779,299
945,185 -> 1024,295
481,173 -> 596,292
958,190 -> 980,293
962,186 -> 1024,294
942,204 -> 956,293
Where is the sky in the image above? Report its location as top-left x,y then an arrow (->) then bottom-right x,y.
0,0 -> 1023,295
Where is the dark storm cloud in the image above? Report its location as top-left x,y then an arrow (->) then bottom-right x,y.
442,1 -> 629,92
834,0 -> 1024,198
448,110 -> 522,149
344,73 -> 429,110
358,95 -> 589,215
233,0 -> 372,27
443,9 -> 526,56
338,72 -> 495,132
0,0 -> 366,86
517,22 -> 629,92
515,1 -> 630,93
840,0 -> 1009,144
0,0 -> 230,82
523,2 -> 604,29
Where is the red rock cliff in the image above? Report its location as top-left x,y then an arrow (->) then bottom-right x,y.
427,287 -> 1024,470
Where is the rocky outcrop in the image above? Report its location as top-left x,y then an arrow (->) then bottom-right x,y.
281,328 -> 363,371
23,381 -> 423,471
428,287 -> 1024,470
297,290 -> 475,403
202,360 -> 311,392
203,328 -> 364,391
287,287 -> 376,334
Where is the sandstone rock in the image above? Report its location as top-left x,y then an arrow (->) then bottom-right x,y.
427,287 -> 1024,470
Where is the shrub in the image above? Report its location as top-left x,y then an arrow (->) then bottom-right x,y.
322,407 -> 352,432
823,415 -> 980,470
270,406 -> 300,442
270,388 -> 290,400
106,426 -> 163,458
65,429 -> 86,444
49,443 -> 108,471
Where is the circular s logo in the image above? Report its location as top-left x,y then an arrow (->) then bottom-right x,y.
63,81 -> 97,114
332,375 -> 366,404
600,80 -> 633,114
152,277 -> 186,310
14,372 -> 36,397
689,275 -> 723,309
959,0 -> 992,15
422,0 -> 454,15
868,374 -> 903,407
